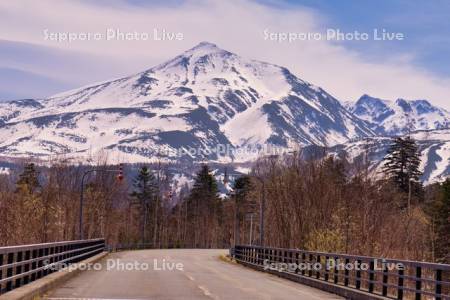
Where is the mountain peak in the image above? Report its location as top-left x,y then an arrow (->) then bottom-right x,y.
395,98 -> 412,112
355,94 -> 389,108
182,41 -> 233,58
192,41 -> 218,49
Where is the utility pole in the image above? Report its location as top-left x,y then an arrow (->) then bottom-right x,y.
253,176 -> 266,247
231,191 -> 239,247
143,200 -> 148,245
408,178 -> 412,215
260,180 -> 265,246
249,214 -> 253,245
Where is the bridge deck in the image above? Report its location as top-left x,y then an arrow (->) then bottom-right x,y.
45,249 -> 342,300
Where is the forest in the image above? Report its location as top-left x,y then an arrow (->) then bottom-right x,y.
0,137 -> 448,264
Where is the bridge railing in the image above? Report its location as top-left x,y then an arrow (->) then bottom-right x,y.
0,238 -> 105,295
232,245 -> 450,300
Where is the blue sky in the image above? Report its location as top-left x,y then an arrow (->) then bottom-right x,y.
275,0 -> 450,76
0,0 -> 449,109
123,0 -> 450,76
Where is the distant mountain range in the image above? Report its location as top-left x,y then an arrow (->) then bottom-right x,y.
0,42 -> 448,183
345,94 -> 450,136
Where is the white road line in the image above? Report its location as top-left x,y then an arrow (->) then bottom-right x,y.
197,285 -> 219,300
185,273 -> 195,281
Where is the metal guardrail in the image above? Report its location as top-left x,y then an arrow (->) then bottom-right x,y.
232,245 -> 450,300
0,238 -> 105,295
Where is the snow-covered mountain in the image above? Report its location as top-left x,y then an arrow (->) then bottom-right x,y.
346,94 -> 450,136
0,42 -> 374,162
0,42 -> 448,183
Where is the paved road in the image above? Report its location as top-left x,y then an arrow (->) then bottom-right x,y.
45,249 -> 342,300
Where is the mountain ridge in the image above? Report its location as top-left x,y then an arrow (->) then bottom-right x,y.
0,42 -> 448,182
346,94 -> 450,136
0,42 -> 375,161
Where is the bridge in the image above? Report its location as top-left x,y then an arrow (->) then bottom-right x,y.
0,239 -> 448,300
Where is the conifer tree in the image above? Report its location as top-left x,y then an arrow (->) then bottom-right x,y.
382,136 -> 422,193
232,175 -> 253,244
131,166 -> 158,244
233,175 -> 252,204
16,163 -> 41,194
187,165 -> 222,247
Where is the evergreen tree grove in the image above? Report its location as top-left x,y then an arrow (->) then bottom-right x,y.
427,179 -> 450,263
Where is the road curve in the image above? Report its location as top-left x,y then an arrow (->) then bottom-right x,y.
45,249 -> 342,300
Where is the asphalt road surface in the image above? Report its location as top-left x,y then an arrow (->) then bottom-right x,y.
45,249 -> 342,300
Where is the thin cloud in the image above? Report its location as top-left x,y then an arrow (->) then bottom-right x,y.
0,0 -> 449,109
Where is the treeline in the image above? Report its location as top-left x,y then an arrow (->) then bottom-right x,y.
0,161 -> 130,246
236,154 -> 448,262
0,137 -> 448,263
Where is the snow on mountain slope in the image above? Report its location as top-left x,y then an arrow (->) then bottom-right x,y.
0,99 -> 44,125
325,129 -> 450,184
0,42 -> 374,161
346,94 -> 450,136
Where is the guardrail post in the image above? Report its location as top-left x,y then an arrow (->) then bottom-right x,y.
0,253 -> 3,294
334,257 -> 339,284
251,248 -> 254,264
31,249 -> 37,282
301,253 -> 306,276
256,248 -> 263,265
23,250 -> 30,285
289,251 -> 293,268
37,248 -> 44,279
43,247 -> 49,276
415,266 -> 421,300
15,251 -> 23,288
49,246 -> 54,274
264,248 -> 267,265
6,252 -> 14,291
344,258 -> 349,286
308,254 -> 313,277
316,255 -> 321,279
382,266 -> 388,296
435,269 -> 442,300
397,268 -> 404,300
324,256 -> 329,281
356,259 -> 362,289
369,260 -> 374,293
